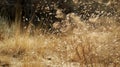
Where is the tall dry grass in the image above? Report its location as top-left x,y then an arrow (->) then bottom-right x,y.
0,12 -> 120,67
0,0 -> 120,67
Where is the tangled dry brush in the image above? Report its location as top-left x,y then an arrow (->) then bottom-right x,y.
0,0 -> 120,67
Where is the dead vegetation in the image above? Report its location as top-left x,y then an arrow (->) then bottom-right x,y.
0,0 -> 120,67
0,12 -> 120,67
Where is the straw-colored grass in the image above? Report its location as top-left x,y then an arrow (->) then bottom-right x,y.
0,0 -> 120,66
0,13 -> 120,67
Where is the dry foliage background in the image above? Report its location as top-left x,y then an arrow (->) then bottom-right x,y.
0,0 -> 120,67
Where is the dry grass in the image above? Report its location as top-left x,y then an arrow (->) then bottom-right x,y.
0,0 -> 120,66
0,13 -> 120,67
